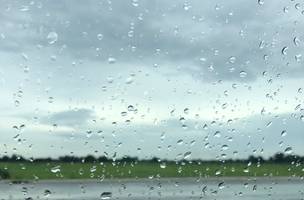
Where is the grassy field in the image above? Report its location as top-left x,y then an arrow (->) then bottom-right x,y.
0,162 -> 303,180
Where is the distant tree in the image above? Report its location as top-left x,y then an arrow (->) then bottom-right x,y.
84,155 -> 96,163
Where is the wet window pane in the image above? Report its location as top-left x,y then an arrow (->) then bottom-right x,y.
0,0 -> 304,199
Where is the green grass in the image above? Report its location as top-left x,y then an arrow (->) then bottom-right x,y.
0,162 -> 303,180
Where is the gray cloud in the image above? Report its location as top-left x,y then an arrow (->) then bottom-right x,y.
1,0 -> 304,82
1,0 -> 304,159
42,108 -> 95,127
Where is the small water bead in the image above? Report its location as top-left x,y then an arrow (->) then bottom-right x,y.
284,147 -> 293,154
183,2 -> 191,11
160,162 -> 167,169
48,97 -> 54,103
108,57 -> 116,64
221,144 -> 229,150
50,165 -> 61,173
243,168 -> 249,173
177,139 -> 183,145
218,182 -> 225,189
14,100 -> 20,107
294,37 -> 300,46
131,0 -> 139,7
281,46 -> 288,55
295,54 -> 302,62
228,56 -> 236,64
239,71 -> 247,78
259,40 -> 266,49
213,131 -> 221,138
47,32 -> 58,44
97,34 -> 104,40
258,0 -> 264,5
44,189 -> 52,197
100,192 -> 112,200
179,117 -> 186,124
125,77 -> 134,84
121,112 -> 127,117
215,170 -> 221,176
183,151 -> 191,159
281,130 -> 287,137
127,105 -> 135,112
23,65 -> 30,73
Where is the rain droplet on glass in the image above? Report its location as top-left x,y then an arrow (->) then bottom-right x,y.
47,32 -> 58,44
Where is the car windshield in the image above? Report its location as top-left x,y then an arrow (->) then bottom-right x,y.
0,0 -> 304,199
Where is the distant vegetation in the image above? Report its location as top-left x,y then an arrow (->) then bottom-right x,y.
0,153 -> 303,180
0,152 -> 303,164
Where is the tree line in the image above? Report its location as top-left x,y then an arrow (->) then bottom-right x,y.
0,152 -> 303,164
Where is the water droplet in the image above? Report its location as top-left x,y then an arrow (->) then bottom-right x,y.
183,2 -> 191,11
295,3 -> 301,10
121,111 -> 128,117
179,117 -> 186,124
218,182 -> 225,189
266,121 -> 272,127
14,100 -> 20,107
281,130 -> 287,137
257,0 -> 264,5
97,34 -> 104,40
160,162 -> 166,169
295,54 -> 302,62
125,77 -> 134,84
243,168 -> 249,173
215,4 -> 220,10
294,37 -> 300,46
228,56 -> 236,64
177,139 -> 183,145
184,151 -> 191,159
127,105 -> 135,112
108,57 -> 116,64
181,124 -> 188,130
183,108 -> 189,114
106,76 -> 114,84
90,166 -> 97,173
221,144 -> 229,150
203,124 -> 208,130
215,169 -> 221,176
48,97 -> 54,103
239,71 -> 247,78
259,40 -> 265,49
132,0 -> 139,7
44,189 -> 51,197
47,32 -> 58,44
86,130 -> 93,138
20,6 -> 29,12
281,46 -> 288,55
284,147 -> 293,154
23,65 -> 30,73
213,131 -> 221,138
100,192 -> 112,200
50,165 -> 61,173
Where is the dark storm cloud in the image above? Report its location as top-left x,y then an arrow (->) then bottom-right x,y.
1,0 -> 304,82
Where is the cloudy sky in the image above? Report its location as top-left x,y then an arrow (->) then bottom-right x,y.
0,0 -> 304,160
